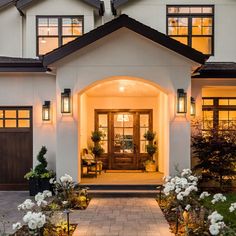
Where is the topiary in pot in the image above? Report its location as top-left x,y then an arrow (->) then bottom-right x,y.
91,131 -> 104,143
24,146 -> 55,196
144,130 -> 156,141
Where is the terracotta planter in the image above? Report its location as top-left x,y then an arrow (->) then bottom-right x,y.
145,163 -> 156,172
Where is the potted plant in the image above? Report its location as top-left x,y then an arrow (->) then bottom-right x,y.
143,131 -> 158,172
24,146 -> 55,196
91,130 -> 104,143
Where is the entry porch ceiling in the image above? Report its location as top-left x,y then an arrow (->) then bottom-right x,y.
85,79 -> 160,97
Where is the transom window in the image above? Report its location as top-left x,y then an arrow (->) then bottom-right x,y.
167,5 -> 214,55
202,98 -> 236,131
37,16 -> 83,55
0,108 -> 32,129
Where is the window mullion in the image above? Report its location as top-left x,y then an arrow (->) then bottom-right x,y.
58,17 -> 63,47
188,16 -> 192,47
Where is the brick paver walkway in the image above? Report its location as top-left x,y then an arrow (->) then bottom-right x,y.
0,192 -> 173,236
71,198 -> 173,236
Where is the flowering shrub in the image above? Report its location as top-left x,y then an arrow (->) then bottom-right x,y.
162,169 -> 236,235
12,190 -> 52,235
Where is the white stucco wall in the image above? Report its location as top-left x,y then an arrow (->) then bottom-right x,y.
0,7 -> 22,57
52,28 -> 195,179
0,73 -> 56,170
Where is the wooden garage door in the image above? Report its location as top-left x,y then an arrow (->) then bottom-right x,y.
0,107 -> 33,190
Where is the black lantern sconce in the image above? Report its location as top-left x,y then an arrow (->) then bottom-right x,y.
177,89 -> 187,114
191,97 -> 196,116
61,89 -> 71,114
42,101 -> 51,121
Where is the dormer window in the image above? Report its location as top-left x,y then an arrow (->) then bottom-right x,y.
167,6 -> 214,55
37,16 -> 83,55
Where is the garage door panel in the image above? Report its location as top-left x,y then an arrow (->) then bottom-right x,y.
0,107 -> 32,190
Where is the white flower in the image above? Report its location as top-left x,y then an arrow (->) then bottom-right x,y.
43,190 -> 52,198
209,224 -> 220,235
17,199 -> 35,211
23,211 -> 33,223
62,201 -> 68,205
208,211 -> 224,224
200,191 -> 210,200
12,222 -> 22,230
49,178 -> 55,184
177,192 -> 184,201
60,174 -> 73,183
185,204 -> 191,211
28,219 -> 37,230
23,212 -> 46,230
35,192 -> 45,202
181,169 -> 192,177
211,194 -> 227,204
37,200 -> 48,207
229,203 -> 236,213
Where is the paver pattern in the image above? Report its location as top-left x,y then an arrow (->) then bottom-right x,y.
0,192 -> 173,236
71,198 -> 173,236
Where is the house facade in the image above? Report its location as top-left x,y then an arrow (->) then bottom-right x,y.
0,0 -> 235,190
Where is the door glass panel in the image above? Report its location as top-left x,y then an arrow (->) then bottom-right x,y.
140,114 -> 149,127
5,110 -> 16,118
229,99 -> 236,105
101,141 -> 108,153
98,114 -> 107,127
5,120 -> 16,128
219,99 -> 228,106
140,141 -> 147,153
18,120 -> 30,128
0,120 -> 3,128
18,110 -> 30,119
140,128 -> 148,140
124,114 -> 133,127
0,110 -> 3,118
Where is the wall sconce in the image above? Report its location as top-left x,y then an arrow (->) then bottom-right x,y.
61,89 -> 71,114
191,97 -> 196,116
177,89 -> 187,113
42,101 -> 50,121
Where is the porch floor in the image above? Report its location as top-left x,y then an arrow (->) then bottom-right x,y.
81,171 -> 164,185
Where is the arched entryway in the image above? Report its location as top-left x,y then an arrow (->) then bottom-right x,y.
78,76 -> 169,182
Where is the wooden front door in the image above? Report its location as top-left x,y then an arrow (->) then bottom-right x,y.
111,112 -> 137,169
95,110 -> 152,170
0,107 -> 33,190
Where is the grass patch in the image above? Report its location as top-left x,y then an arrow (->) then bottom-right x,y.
203,193 -> 236,227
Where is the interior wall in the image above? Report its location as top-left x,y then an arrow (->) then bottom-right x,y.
202,87 -> 236,97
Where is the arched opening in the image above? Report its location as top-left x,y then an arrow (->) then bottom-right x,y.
78,76 -> 169,183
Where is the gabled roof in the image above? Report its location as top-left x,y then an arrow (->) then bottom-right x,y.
0,56 -> 47,72
192,62 -> 236,78
15,0 -> 104,15
43,14 -> 208,66
0,0 -> 15,10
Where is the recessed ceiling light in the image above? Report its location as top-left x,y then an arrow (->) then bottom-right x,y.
119,86 -> 125,92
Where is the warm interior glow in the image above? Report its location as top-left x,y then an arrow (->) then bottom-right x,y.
178,97 -> 185,113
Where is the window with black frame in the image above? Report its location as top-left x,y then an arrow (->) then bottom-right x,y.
167,5 -> 214,55
37,16 -> 83,55
202,98 -> 236,133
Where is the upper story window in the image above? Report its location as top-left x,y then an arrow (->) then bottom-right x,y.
167,6 -> 214,55
37,16 -> 83,55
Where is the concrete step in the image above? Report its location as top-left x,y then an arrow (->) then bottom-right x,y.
78,184 -> 163,198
